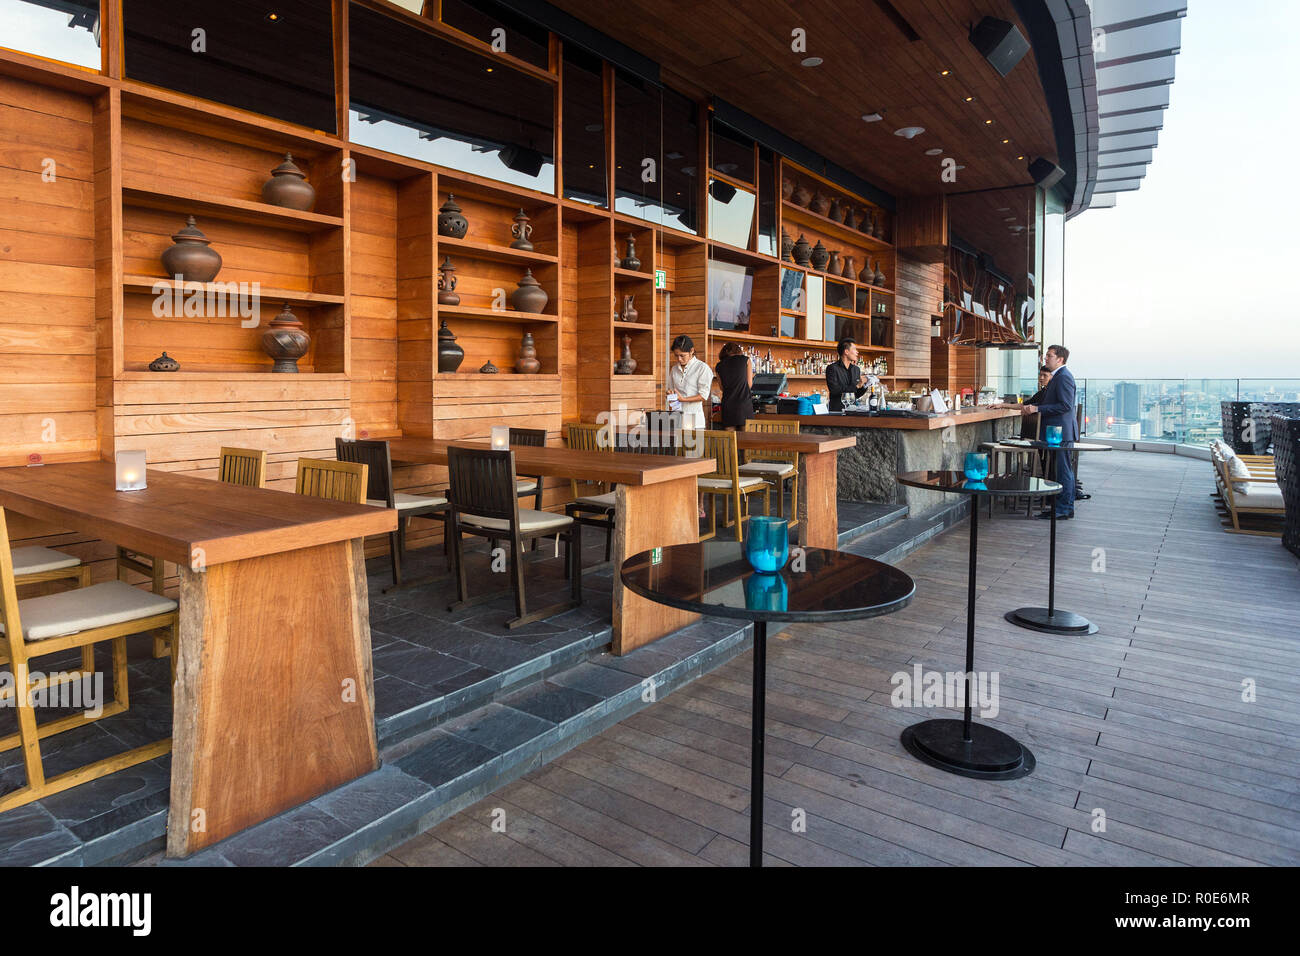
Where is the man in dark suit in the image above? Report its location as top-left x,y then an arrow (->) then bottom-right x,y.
1021,345 -> 1077,518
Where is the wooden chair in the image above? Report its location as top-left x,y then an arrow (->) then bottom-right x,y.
336,438 -> 448,590
295,457 -> 368,504
1211,445 -> 1283,536
740,420 -> 800,526
0,506 -> 178,812
564,422 -> 615,562
216,446 -> 267,488
12,547 -> 90,591
697,430 -> 769,542
510,427 -> 546,510
445,446 -> 582,629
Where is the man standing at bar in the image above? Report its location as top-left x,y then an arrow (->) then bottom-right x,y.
825,337 -> 868,412
1019,345 -> 1077,519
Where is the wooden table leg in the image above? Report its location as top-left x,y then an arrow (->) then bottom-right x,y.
167,538 -> 378,856
612,476 -> 700,655
796,450 -> 839,550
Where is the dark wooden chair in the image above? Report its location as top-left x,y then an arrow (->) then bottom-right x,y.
336,438 -> 448,590
446,446 -> 582,629
510,427 -> 546,510
564,422 -> 615,562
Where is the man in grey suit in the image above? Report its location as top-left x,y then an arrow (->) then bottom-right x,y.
1021,345 -> 1077,519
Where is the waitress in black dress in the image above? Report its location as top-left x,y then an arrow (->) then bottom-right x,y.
715,342 -> 753,430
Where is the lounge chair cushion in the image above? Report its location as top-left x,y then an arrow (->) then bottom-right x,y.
459,508 -> 573,534
1239,483 -> 1284,510
573,492 -> 617,509
739,461 -> 797,477
367,493 -> 447,510
2,581 -> 177,642
515,478 -> 539,495
1228,455 -> 1253,493
11,546 -> 81,576
698,476 -> 766,491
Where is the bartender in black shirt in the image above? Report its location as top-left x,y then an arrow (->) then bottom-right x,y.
825,337 -> 868,411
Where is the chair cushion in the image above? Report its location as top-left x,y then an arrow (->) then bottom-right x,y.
698,476 -> 766,491
1239,483 -> 1284,509
1210,438 -> 1235,460
739,461 -> 796,477
515,478 -> 539,494
574,492 -> 617,509
11,546 -> 81,576
459,508 -> 573,534
2,581 -> 177,642
367,492 -> 447,511
1228,455 -> 1252,493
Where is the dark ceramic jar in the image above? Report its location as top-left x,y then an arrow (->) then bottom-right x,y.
515,332 -> 541,374
161,216 -> 222,283
437,320 -> 464,372
437,194 -> 469,238
810,240 -> 829,272
510,269 -> 549,313
261,153 -> 316,211
261,304 -> 310,373
792,234 -> 812,267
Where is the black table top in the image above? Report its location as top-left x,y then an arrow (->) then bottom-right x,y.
619,542 -> 915,623
895,471 -> 1063,498
996,439 -> 1113,452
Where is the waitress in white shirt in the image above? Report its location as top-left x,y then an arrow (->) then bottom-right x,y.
666,334 -> 714,430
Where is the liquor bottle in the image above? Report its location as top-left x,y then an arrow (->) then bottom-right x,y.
868,385 -> 880,414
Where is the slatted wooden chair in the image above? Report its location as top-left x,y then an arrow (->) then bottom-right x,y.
0,506 -> 178,812
295,457 -> 368,504
563,422 -> 615,562
740,420 -> 800,526
697,430 -> 769,542
336,438 -> 447,589
12,547 -> 90,591
445,446 -> 581,629
1210,443 -> 1283,536
510,427 -> 546,510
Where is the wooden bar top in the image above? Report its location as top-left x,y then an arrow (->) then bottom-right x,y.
733,432 -> 856,453
0,461 -> 397,568
389,438 -> 716,485
764,407 -> 1023,431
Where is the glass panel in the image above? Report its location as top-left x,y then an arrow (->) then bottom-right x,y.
1099,111 -> 1163,134
0,0 -> 100,68
440,0 -> 549,69
1094,18 -> 1183,61
710,118 -> 754,183
1095,56 -> 1177,92
1098,86 -> 1170,115
124,0 -> 337,132
1098,147 -> 1153,166
660,87 -> 700,234
1098,130 -> 1160,152
779,267 -> 803,310
561,45 -> 605,206
707,260 -> 753,332
349,4 -> 555,192
1040,192 -> 1065,349
757,147 -> 777,257
1077,379 -> 1300,444
613,69 -> 661,222
706,178 -> 755,248
805,274 -> 824,339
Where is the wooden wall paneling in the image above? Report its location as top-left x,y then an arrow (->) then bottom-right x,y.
574,216 -> 614,423
560,217 -> 579,423
397,171 -> 434,437
349,163 -> 399,434
94,88 -> 123,461
895,255 -> 942,382
895,194 -> 948,263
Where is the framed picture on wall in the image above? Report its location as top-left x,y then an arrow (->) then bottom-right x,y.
707,260 -> 753,331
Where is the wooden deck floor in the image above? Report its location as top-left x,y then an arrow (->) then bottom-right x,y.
373,450 -> 1300,867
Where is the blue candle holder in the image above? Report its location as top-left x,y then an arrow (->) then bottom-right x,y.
963,452 -> 989,481
744,516 -> 789,573
744,572 -> 789,612
1045,425 -> 1063,446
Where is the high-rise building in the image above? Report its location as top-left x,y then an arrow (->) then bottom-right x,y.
1115,382 -> 1143,423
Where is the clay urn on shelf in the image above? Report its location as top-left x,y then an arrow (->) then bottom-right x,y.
826,249 -> 841,276
845,207 -> 859,230
437,256 -> 460,305
148,352 -> 180,372
261,303 -> 310,373
614,334 -> 638,375
620,294 -> 639,323
810,240 -> 829,272
781,177 -> 795,201
437,319 -> 464,372
479,359 -> 499,374
780,228 -> 794,262
792,234 -> 812,267
509,208 -> 534,251
842,255 -> 856,280
510,268 -> 549,313
859,260 -> 875,284
161,216 -> 222,283
437,194 -> 469,238
792,183 -> 813,207
515,332 -> 541,374
827,197 -> 842,222
261,153 -> 316,211
811,192 -> 832,217
620,234 -> 641,271
874,261 -> 886,286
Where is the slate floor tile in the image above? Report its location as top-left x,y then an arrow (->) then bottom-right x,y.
395,731 -> 501,787
499,681 -> 602,724
439,703 -> 555,754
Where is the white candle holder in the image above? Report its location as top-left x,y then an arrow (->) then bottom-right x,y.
490,426 -> 510,450
115,449 -> 148,491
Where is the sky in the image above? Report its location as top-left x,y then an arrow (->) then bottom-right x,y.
1065,0 -> 1300,380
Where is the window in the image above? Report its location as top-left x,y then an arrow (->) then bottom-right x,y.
0,0 -> 100,69
349,3 -> 555,192
561,45 -> 605,206
706,178 -> 754,248
440,0 -> 549,70
123,0 -> 337,132
660,87 -> 699,234
613,69 -> 660,222
710,119 -> 754,183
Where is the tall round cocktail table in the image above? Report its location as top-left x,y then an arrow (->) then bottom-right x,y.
894,472 -> 1062,780
621,542 -> 915,867
998,440 -> 1112,635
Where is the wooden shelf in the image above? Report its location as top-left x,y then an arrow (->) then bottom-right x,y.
118,370 -> 349,381
122,275 -> 345,307
436,372 -> 561,380
709,327 -> 895,352
782,202 -> 893,251
436,304 -> 559,324
122,185 -> 343,233
613,321 -> 653,332
613,267 -> 654,280
437,235 -> 558,266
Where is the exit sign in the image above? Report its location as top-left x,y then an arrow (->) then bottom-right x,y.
654,269 -> 667,290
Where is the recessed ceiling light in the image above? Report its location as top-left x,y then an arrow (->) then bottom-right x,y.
1016,155 -> 1025,160
894,126 -> 925,139
939,69 -> 951,76
955,164 -> 966,170
984,119 -> 993,125
1001,138 -> 1010,144
486,67 -> 494,73
801,56 -> 823,67
861,112 -> 884,123
924,147 -> 944,156
964,96 -> 974,102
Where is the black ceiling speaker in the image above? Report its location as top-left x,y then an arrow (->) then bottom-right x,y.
1028,157 -> 1066,189
970,16 -> 1030,77
499,146 -> 545,178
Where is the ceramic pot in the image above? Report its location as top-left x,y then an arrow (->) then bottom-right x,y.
792,184 -> 813,207
161,216 -> 221,282
620,234 -> 641,271
261,153 -> 316,211
511,268 -> 549,313
148,352 -> 179,372
811,191 -> 832,216
781,177 -> 795,201
792,234 -> 812,267
859,211 -> 874,235
810,240 -> 829,272
437,255 -> 460,306
437,194 -> 469,238
515,332 -> 541,374
509,208 -> 534,250
261,303 -> 310,373
873,213 -> 884,239
859,260 -> 874,284
780,228 -> 794,262
437,320 -> 464,372
827,250 -> 842,276
842,256 -> 856,280
845,207 -> 859,230
620,294 -> 639,323
614,334 -> 638,375
828,198 -> 842,222
479,360 -> 499,374
874,261 -> 886,286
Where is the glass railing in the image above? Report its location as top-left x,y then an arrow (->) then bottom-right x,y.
1074,379 -> 1300,446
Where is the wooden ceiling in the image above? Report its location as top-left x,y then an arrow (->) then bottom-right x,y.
547,0 -> 1057,199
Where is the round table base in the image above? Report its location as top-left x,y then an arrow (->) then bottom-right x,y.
901,719 -> 1035,780
1005,607 -> 1099,635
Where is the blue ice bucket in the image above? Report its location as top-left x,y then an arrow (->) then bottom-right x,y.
963,452 -> 989,480
744,516 -> 789,573
1045,425 -> 1063,446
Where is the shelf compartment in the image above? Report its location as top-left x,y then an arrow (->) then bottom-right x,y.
122,185 -> 343,233
613,320 -> 653,331
613,266 -> 654,281
123,275 -> 344,308
436,304 -> 559,324
437,235 -> 559,266
782,202 -> 894,252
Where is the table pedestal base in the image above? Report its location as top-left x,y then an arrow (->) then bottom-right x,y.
1005,607 -> 1098,635
901,719 -> 1035,780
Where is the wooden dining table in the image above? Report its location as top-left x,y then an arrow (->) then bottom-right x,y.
730,431 -> 856,549
388,438 -> 716,654
0,461 -> 397,857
